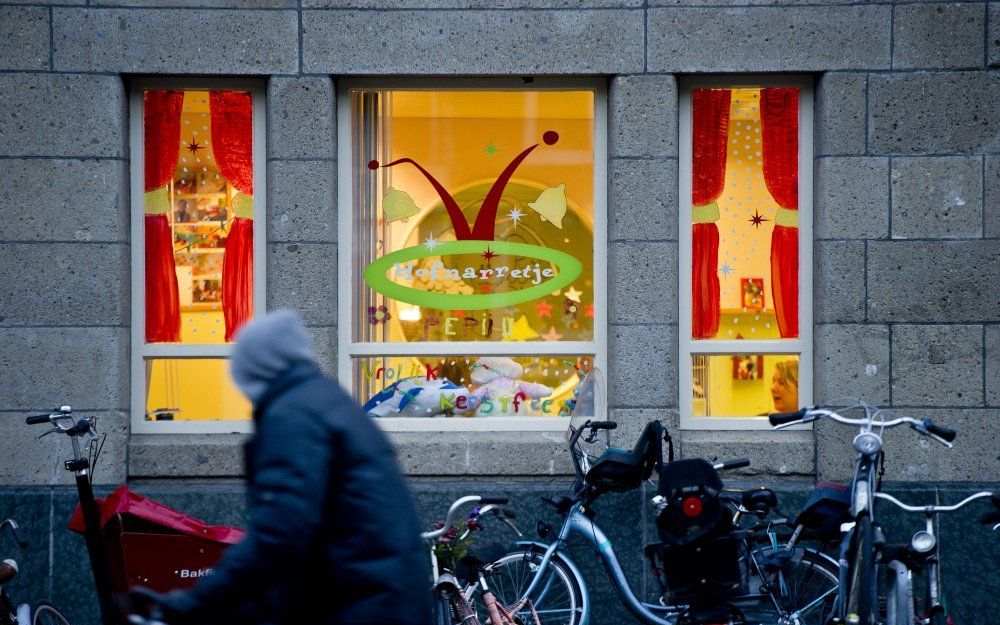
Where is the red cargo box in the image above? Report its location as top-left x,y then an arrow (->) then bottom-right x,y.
69,486 -> 246,595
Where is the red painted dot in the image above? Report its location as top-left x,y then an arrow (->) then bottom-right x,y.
367,160 -> 380,170
543,131 -> 559,145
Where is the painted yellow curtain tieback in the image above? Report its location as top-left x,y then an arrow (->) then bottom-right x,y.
691,201 -> 721,224
774,208 -> 799,228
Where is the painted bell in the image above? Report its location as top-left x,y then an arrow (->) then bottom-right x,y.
527,184 -> 567,229
382,187 -> 421,223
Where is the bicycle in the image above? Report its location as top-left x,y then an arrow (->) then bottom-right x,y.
483,369 -> 839,625
0,518 -> 72,625
878,491 -> 998,625
769,401 -> 956,625
423,495 -> 545,625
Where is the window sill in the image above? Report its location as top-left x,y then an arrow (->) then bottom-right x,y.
129,433 -> 249,478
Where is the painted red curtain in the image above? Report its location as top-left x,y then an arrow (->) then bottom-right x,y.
222,217 -> 254,341
144,91 -> 184,192
210,91 -> 254,340
143,91 -> 183,342
145,214 -> 181,342
210,92 -> 254,195
691,89 -> 731,339
760,88 -> 799,339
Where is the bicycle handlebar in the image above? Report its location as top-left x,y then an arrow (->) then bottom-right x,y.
874,491 -> 995,514
421,495 -> 508,541
714,458 -> 751,471
25,414 -> 51,425
769,405 -> 955,447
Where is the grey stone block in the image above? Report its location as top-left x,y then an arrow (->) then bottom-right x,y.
815,157 -> 890,239
92,0 -> 294,6
892,324 -> 983,407
984,154 -> 999,238
815,72 -> 867,156
869,72 -> 1000,154
608,324 -> 676,408
0,411 -> 126,486
302,9 -> 644,74
609,158 -> 677,241
609,75 -> 678,158
307,325 -> 338,376
609,241 -> 677,325
814,324 -> 891,406
267,160 -> 337,243
650,0 -> 852,4
129,434 -> 249,477
388,431 -> 574,476
306,0 -> 640,5
893,3 -> 985,69
891,156 -> 983,239
0,74 -> 125,157
0,243 -> 129,326
0,7 -> 49,70
866,240 -> 1000,322
985,325 -> 999,406
52,8 -> 298,74
992,2 -> 1000,67
0,327 -> 127,411
0,159 -> 127,242
267,243 -> 338,326
814,240 -> 866,323
817,409 -> 999,482
267,77 -> 335,160
647,6 -> 891,72
680,429 -> 815,477
609,407 -> 680,454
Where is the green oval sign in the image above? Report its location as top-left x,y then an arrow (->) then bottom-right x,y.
364,240 -> 582,311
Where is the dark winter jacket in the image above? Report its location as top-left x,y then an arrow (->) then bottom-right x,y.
166,360 -> 431,625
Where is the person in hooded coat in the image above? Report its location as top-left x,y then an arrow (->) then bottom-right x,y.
158,309 -> 431,625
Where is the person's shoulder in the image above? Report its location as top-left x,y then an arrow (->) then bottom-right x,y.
266,371 -> 361,423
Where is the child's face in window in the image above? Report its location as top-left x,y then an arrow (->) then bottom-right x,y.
771,369 -> 797,413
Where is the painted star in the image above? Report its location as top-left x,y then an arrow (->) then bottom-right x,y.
507,207 -> 524,228
540,326 -> 563,342
484,139 -> 501,158
185,140 -> 204,155
533,299 -> 554,318
719,264 -> 734,278
424,234 -> 439,250
564,287 -> 583,303
482,247 -> 496,263
748,210 -> 770,228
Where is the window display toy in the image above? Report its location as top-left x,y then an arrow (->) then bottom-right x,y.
467,357 -> 553,417
363,377 -> 473,418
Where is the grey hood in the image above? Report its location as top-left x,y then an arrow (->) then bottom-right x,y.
229,309 -> 317,404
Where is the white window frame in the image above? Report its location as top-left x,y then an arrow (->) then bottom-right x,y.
337,77 -> 608,432
130,77 -> 266,435
678,75 -> 813,431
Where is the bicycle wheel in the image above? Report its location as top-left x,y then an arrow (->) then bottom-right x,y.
741,545 -> 840,625
31,603 -> 71,625
480,550 -> 580,625
848,515 -> 876,625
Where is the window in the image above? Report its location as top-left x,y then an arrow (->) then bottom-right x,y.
679,77 -> 812,429
338,80 -> 606,430
130,79 -> 265,434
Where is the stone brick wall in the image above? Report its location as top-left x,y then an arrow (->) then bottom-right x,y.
1,1 -> 997,488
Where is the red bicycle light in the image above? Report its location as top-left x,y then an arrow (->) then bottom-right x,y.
682,496 -> 703,518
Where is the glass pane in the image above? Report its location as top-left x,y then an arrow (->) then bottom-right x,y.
144,89 -> 255,344
355,355 -> 594,418
691,354 -> 799,418
145,358 -> 251,421
352,90 -> 595,344
690,87 -> 799,341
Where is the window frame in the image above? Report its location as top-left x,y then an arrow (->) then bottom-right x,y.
337,77 -> 608,432
678,75 -> 814,431
129,77 -> 267,435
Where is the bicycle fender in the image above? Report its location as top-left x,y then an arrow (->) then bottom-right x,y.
514,540 -> 590,625
16,603 -> 29,625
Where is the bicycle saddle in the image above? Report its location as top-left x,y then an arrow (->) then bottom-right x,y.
585,421 -> 663,493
